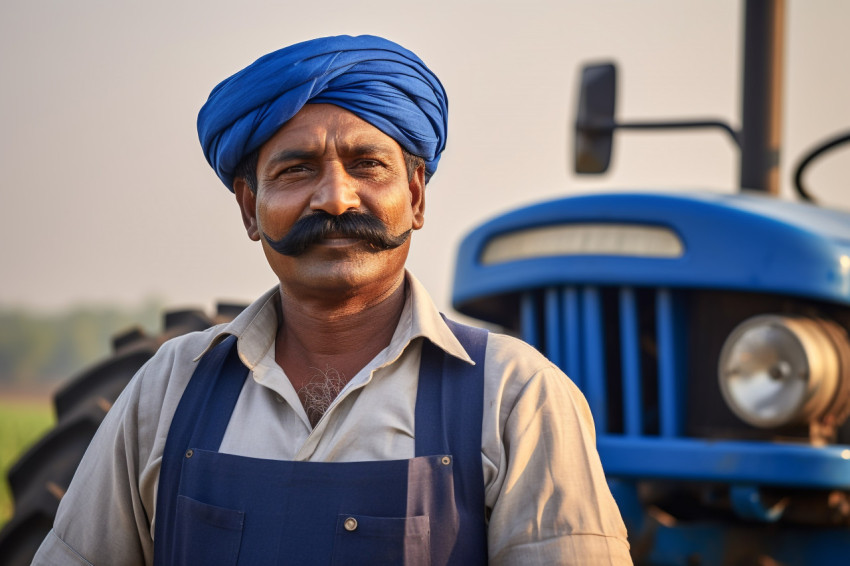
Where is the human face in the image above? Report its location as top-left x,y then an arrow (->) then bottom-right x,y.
234,104 -> 425,300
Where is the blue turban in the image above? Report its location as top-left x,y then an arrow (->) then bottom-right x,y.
197,35 -> 448,191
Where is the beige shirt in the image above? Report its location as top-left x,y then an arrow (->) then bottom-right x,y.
33,273 -> 631,565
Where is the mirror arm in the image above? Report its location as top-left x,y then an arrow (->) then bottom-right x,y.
614,119 -> 741,148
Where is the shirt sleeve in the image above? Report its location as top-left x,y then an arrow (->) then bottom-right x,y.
482,335 -> 633,565
32,529 -> 95,566
31,355 -> 169,566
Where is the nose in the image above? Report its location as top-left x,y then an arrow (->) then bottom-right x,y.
310,163 -> 360,216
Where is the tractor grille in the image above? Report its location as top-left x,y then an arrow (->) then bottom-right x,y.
518,285 -> 686,438
515,286 -> 850,491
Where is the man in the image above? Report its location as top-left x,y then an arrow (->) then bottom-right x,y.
33,35 -> 631,565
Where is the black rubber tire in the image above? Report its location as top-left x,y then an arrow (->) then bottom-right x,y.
0,304 -> 245,566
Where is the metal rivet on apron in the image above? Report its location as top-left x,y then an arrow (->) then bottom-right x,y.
441,456 -> 451,466
185,449 -> 194,458
343,517 -> 358,532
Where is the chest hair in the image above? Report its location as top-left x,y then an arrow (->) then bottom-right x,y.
298,366 -> 347,428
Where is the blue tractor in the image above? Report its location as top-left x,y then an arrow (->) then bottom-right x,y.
452,1 -> 850,564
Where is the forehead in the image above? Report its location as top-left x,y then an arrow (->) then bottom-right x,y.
259,104 -> 403,159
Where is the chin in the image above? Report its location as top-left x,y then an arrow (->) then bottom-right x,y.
275,253 -> 408,298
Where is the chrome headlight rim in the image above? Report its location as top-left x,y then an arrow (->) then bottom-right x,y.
717,314 -> 846,430
814,318 -> 850,428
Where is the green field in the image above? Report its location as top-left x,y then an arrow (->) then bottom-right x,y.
0,397 -> 55,530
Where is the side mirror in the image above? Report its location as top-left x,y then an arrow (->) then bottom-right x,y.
574,62 -> 617,174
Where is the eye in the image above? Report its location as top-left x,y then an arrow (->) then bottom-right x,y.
355,159 -> 383,169
264,163 -> 313,186
272,163 -> 313,180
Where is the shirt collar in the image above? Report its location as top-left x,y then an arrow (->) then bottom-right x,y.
396,272 -> 473,365
193,271 -> 474,369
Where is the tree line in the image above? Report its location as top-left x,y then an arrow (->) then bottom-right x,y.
0,301 -> 163,386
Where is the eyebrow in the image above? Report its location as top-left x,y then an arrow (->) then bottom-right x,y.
267,143 -> 397,166
342,143 -> 396,157
266,149 -> 321,165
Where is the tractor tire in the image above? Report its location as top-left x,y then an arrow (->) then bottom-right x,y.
0,303 -> 246,566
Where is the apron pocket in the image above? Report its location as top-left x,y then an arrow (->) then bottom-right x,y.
331,513 -> 431,566
173,495 -> 245,566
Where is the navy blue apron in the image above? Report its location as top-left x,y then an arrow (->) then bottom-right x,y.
153,319 -> 489,565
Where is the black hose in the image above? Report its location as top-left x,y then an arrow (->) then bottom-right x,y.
793,131 -> 850,203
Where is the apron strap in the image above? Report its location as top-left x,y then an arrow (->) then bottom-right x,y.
153,335 -> 248,565
414,317 -> 488,457
415,316 -> 489,563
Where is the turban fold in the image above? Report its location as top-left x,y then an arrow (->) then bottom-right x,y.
197,35 -> 448,190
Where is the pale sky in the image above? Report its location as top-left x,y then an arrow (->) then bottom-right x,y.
2,1 -> 848,315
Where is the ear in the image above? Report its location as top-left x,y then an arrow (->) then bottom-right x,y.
409,163 -> 426,230
234,178 -> 261,241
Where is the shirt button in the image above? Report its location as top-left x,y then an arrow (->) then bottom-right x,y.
274,394 -> 284,404
343,517 -> 358,532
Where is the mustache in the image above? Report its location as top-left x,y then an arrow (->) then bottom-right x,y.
262,211 -> 412,256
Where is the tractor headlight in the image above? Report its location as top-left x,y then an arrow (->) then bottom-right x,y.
718,315 -> 849,429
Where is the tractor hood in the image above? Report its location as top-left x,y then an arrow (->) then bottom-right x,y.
452,191 -> 850,323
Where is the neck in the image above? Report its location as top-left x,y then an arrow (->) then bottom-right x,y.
274,273 -> 407,422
